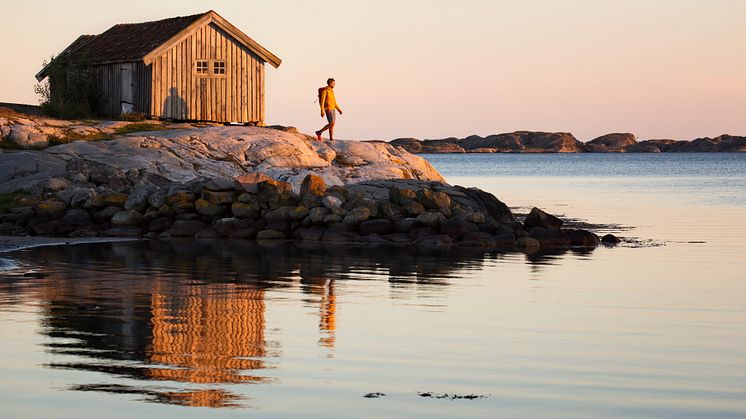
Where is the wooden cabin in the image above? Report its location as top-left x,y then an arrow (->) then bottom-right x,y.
35,11 -> 281,125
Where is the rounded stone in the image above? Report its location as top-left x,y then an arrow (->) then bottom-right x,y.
415,211 -> 446,228
195,198 -> 228,217
111,210 -> 144,227
322,195 -> 343,210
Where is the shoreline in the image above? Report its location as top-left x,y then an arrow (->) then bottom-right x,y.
0,235 -> 139,254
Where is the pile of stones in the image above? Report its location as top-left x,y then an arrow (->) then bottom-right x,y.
0,172 -> 611,251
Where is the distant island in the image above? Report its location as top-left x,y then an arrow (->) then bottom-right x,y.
388,132 -> 746,153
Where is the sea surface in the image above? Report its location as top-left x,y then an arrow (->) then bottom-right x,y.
1,153 -> 745,418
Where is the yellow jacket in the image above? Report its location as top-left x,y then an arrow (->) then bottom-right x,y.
320,87 -> 339,111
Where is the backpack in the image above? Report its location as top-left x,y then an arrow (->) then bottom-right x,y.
315,86 -> 327,103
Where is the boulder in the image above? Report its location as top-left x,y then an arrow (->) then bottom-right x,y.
203,176 -> 236,191
523,207 -> 563,230
323,213 -> 344,225
69,188 -> 96,208
44,177 -> 72,192
400,199 -> 425,216
91,192 -> 128,208
564,229 -> 601,247
601,234 -> 621,245
234,172 -> 274,193
124,184 -> 156,212
465,212 -> 486,224
265,206 -> 296,224
416,189 -> 451,210
111,210 -> 144,227
491,232 -> 516,246
530,227 -> 570,246
342,207 -> 371,226
395,218 -> 420,233
195,198 -> 228,217
96,206 -> 122,221
300,173 -> 327,197
309,207 -> 331,224
172,200 -> 195,213
412,234 -> 454,246
147,189 -> 168,208
322,195 -> 343,210
440,218 -> 478,238
202,189 -> 235,205
28,219 -> 59,236
514,237 -> 541,252
415,211 -> 446,228
293,226 -> 327,241
8,125 -> 48,148
148,217 -> 173,233
322,225 -> 357,243
170,220 -> 206,237
166,190 -> 196,204
231,220 -> 265,239
212,217 -> 249,237
33,200 -> 67,219
359,219 -> 395,236
58,209 -> 94,232
379,201 -> 405,221
389,187 -> 417,205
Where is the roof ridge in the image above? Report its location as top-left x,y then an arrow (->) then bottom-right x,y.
107,11 -> 210,28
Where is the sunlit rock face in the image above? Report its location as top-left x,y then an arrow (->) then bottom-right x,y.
0,125 -> 444,194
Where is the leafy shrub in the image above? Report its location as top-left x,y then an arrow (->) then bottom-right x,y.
35,55 -> 100,119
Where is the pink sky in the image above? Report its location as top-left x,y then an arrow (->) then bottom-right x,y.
1,0 -> 745,141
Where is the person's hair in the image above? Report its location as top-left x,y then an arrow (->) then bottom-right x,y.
327,78 -> 335,85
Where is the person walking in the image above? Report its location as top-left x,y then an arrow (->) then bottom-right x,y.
315,78 -> 343,141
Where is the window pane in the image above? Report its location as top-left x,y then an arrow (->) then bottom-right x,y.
213,61 -> 226,74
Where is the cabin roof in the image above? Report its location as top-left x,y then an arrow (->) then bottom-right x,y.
36,10 -> 281,81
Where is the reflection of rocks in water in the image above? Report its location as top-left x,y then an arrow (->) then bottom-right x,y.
0,240 -> 592,407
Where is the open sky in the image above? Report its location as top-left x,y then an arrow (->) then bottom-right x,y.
2,0 -> 745,141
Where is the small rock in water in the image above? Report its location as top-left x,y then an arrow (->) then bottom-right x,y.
601,233 -> 621,245
363,392 -> 386,398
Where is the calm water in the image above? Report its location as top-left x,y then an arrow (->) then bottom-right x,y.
1,153 -> 745,418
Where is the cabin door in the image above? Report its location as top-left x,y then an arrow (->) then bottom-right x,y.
199,79 -> 208,121
120,63 -> 134,114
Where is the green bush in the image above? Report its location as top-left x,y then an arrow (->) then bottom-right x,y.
35,54 -> 100,119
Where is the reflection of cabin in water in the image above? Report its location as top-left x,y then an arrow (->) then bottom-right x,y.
35,10 -> 282,125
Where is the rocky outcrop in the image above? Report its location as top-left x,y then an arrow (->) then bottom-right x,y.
1,125 -> 443,194
586,133 -> 637,152
0,110 -> 176,149
0,173 -> 601,252
391,132 -> 585,154
389,132 -> 746,153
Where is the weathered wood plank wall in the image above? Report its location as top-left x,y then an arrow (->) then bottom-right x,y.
150,22 -> 265,124
92,62 -> 151,117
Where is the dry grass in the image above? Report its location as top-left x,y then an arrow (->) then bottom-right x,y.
47,123 -> 171,146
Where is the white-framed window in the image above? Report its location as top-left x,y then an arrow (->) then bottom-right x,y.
195,60 -> 209,75
213,60 -> 226,75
